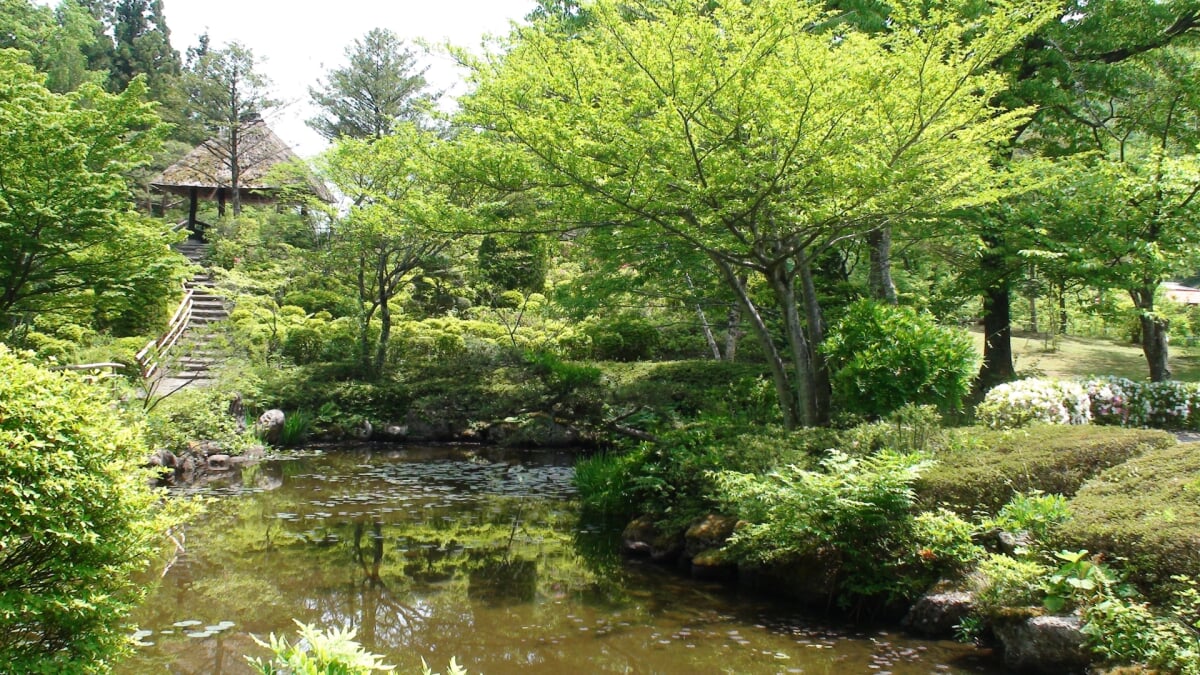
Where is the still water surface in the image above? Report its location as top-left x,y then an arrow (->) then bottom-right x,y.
124,445 -> 1006,674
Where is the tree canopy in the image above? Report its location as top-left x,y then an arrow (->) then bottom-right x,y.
308,28 -> 437,141
0,49 -> 182,333
455,0 -> 1056,426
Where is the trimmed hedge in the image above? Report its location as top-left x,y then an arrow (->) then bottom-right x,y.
917,426 -> 1176,515
1059,442 -> 1200,600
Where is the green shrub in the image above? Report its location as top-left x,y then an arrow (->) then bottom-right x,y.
574,448 -> 650,521
1060,442 -> 1200,599
821,300 -> 979,419
0,346 -> 187,672
1083,597 -> 1200,675
987,491 -> 1073,546
584,314 -> 662,361
971,554 -> 1051,616
618,421 -> 807,528
604,360 -> 778,426
716,450 -> 980,603
146,387 -> 256,455
917,426 -> 1174,516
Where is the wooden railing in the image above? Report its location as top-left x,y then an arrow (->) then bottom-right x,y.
135,282 -> 194,381
50,362 -> 126,383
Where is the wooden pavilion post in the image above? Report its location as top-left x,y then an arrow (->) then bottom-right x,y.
188,188 -> 198,229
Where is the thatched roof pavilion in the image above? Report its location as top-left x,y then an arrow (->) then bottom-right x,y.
152,118 -> 334,233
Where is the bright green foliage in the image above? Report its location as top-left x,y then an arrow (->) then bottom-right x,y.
1084,596 -> 1200,675
0,49 -> 182,332
0,0 -> 109,92
247,620 -> 394,674
0,345 -> 185,672
459,0 -> 1055,426
971,554 -> 1051,616
822,301 -> 979,418
145,387 -> 257,455
1062,441 -> 1200,601
319,125 -> 461,377
716,451 -> 981,602
1043,549 -> 1114,613
987,491 -> 1072,546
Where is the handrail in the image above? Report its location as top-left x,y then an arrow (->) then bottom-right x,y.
50,362 -> 126,384
136,280 -> 195,380
51,362 -> 127,371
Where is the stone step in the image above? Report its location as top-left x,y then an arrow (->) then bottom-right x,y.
173,371 -> 214,380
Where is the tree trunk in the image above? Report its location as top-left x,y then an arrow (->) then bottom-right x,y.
767,262 -> 818,426
975,235 -> 1016,397
230,122 -> 242,216
685,272 -> 722,360
796,251 -> 831,425
1058,283 -> 1069,335
1131,286 -> 1171,382
374,252 -> 391,378
723,300 -> 743,362
867,227 -> 898,304
715,257 -> 798,428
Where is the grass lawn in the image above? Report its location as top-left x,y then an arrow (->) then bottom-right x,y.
970,329 -> 1200,381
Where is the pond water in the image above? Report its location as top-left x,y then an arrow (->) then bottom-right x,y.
124,445 -> 1007,674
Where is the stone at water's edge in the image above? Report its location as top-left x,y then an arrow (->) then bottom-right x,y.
350,419 -> 373,440
621,515 -> 684,563
256,409 -> 285,444
902,591 -> 976,638
207,454 -> 231,471
683,514 -> 739,558
690,547 -> 737,581
993,615 -> 1089,674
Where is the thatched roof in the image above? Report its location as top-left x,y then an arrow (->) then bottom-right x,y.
152,118 -> 334,203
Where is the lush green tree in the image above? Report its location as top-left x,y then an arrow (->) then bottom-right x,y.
308,28 -> 437,141
0,0 -> 108,92
109,0 -> 179,94
1023,46 -> 1200,380
0,345 -> 188,671
967,0 -> 1200,390
456,0 -> 1053,426
319,124 -> 463,377
183,41 -> 278,216
0,49 -> 182,334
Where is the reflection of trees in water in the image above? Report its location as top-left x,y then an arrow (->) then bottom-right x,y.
129,461 -> 643,672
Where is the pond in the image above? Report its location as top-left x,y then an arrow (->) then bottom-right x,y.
124,445 -> 1007,674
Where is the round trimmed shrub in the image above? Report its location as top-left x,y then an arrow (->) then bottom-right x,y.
0,345 -> 182,671
821,300 -> 979,419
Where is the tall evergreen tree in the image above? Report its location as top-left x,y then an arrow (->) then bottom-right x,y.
308,28 -> 436,141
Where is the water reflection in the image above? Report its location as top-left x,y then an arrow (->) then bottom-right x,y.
125,445 -> 1006,674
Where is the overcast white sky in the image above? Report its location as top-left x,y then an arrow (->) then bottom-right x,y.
162,0 -> 538,156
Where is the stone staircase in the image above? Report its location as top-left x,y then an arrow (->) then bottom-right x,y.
154,240 -> 230,394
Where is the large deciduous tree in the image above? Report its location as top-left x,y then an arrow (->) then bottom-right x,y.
0,49 -> 181,333
967,0 -> 1200,391
456,0 -> 1053,427
184,41 -> 278,216
308,28 -> 437,141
